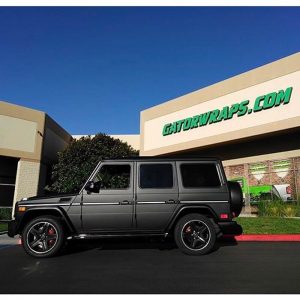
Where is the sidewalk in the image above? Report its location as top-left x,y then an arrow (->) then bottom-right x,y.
0,233 -> 20,248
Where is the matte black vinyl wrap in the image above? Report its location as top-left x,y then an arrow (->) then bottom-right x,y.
11,195 -> 79,235
7,220 -> 17,237
218,221 -> 243,235
9,158 -> 242,238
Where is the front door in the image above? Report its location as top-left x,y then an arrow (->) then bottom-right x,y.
82,162 -> 134,232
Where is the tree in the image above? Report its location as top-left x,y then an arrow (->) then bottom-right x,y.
47,133 -> 139,194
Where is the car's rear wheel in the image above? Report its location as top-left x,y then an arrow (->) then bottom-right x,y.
21,216 -> 65,258
174,214 -> 216,255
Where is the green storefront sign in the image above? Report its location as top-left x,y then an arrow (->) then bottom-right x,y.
162,86 -> 293,136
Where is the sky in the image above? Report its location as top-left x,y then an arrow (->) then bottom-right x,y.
0,6 -> 300,135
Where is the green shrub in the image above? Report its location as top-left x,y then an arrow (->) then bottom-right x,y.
282,205 -> 297,217
295,203 -> 300,217
46,133 -> 139,194
257,200 -> 267,216
0,207 -> 12,220
257,200 -> 298,217
269,200 -> 284,217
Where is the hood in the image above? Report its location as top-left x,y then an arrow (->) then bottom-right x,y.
19,193 -> 79,205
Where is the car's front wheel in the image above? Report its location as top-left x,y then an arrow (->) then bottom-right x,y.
174,214 -> 216,255
21,216 -> 65,258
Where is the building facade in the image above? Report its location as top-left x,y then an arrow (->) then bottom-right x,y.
0,101 -> 72,212
140,52 -> 300,211
1,52 -> 300,214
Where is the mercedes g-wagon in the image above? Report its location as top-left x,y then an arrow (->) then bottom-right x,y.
8,157 -> 243,257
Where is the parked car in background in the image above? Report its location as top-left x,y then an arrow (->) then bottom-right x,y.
230,177 -> 293,204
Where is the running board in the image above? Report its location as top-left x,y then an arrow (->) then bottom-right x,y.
67,232 -> 168,240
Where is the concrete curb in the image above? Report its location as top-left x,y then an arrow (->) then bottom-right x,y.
223,234 -> 300,241
0,231 -> 8,235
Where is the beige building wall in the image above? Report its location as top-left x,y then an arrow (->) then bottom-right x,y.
13,160 -> 41,208
43,115 -> 72,162
0,101 -> 45,161
0,115 -> 37,153
0,101 -> 72,213
140,52 -> 300,157
139,52 -> 300,214
110,135 -> 140,150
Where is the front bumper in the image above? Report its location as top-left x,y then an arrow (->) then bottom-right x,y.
7,220 -> 18,238
218,221 -> 243,236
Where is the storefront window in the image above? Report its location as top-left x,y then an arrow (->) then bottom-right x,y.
228,158 -> 300,215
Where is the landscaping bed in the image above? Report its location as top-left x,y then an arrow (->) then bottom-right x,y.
0,223 -> 8,233
236,217 -> 300,234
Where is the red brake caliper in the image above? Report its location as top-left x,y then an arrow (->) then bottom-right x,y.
48,227 -> 55,245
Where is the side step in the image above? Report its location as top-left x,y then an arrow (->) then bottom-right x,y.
67,233 -> 168,240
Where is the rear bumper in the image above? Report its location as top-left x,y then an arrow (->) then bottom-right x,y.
218,221 -> 243,236
7,220 -> 18,238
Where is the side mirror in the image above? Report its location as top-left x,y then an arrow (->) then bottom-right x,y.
85,181 -> 99,194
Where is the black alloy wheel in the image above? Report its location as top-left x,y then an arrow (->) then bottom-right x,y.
181,220 -> 210,250
22,216 -> 65,258
174,214 -> 216,255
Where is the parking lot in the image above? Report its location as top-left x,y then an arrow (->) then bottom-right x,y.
0,235 -> 300,294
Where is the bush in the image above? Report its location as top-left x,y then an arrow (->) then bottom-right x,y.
0,207 -> 12,220
282,205 -> 297,217
257,200 -> 268,216
46,133 -> 139,194
257,200 -> 298,217
296,202 -> 300,217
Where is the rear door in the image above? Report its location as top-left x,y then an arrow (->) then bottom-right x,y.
135,162 -> 179,230
176,161 -> 230,216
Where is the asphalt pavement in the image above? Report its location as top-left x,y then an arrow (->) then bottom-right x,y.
0,235 -> 300,294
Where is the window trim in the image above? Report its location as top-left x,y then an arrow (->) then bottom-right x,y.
92,163 -> 132,191
179,162 -> 222,189
138,163 -> 174,189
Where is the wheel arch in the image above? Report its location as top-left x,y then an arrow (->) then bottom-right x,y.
17,207 -> 75,235
166,206 -> 219,235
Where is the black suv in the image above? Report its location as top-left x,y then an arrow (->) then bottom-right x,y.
8,157 -> 243,257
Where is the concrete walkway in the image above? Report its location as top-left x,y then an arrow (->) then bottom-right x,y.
0,233 -> 20,248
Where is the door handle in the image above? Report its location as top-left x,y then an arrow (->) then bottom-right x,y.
165,199 -> 175,204
120,200 -> 132,205
59,197 -> 72,202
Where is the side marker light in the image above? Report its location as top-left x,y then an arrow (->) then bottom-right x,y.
220,213 -> 228,219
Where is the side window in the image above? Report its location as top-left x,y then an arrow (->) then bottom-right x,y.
94,164 -> 131,190
180,163 -> 221,188
140,164 -> 173,189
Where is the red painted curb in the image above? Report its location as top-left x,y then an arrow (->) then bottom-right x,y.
223,234 -> 300,242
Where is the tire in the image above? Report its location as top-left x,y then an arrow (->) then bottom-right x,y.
174,214 -> 216,255
21,216 -> 65,258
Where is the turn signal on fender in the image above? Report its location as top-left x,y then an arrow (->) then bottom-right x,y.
18,206 -> 26,212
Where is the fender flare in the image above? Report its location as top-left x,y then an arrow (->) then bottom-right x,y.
16,206 -> 75,234
166,205 -> 219,233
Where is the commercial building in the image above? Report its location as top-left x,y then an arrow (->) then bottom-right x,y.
0,102 -> 139,211
0,101 -> 72,211
1,52 -> 300,213
140,52 -> 300,211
